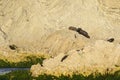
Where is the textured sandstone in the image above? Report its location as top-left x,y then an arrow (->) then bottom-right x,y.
0,0 -> 120,55
0,0 -> 120,77
31,40 -> 120,76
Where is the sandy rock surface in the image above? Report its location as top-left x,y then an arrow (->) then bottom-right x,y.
0,0 -> 120,55
0,0 -> 120,77
31,40 -> 120,76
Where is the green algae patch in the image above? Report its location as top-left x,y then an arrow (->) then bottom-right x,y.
0,56 -> 45,68
0,70 -> 120,80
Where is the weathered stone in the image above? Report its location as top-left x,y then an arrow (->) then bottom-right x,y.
0,0 -> 120,55
1,0 -> 120,77
30,40 -> 120,76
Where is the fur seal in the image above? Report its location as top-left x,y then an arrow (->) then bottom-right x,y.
77,28 -> 90,38
69,26 -> 77,31
9,44 -> 17,50
107,38 -> 114,42
61,55 -> 68,62
69,26 -> 90,38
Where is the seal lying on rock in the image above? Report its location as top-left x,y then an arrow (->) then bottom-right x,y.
69,26 -> 90,38
68,26 -> 77,31
107,38 -> 114,42
9,44 -> 18,50
61,55 -> 68,62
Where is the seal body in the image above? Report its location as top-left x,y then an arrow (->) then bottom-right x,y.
77,28 -> 90,38
68,26 -> 77,31
68,26 -> 90,38
9,44 -> 17,50
107,38 -> 114,42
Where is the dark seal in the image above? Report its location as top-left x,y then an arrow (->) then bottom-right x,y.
107,38 -> 114,42
68,26 -> 90,38
68,26 -> 77,31
61,55 -> 68,62
77,28 -> 90,38
9,44 -> 17,50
